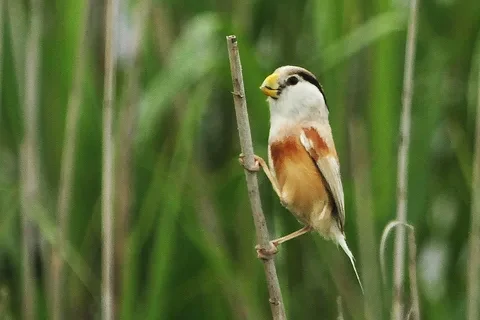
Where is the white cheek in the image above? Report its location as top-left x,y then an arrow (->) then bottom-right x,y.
270,83 -> 327,118
267,82 -> 329,141
289,85 -> 327,112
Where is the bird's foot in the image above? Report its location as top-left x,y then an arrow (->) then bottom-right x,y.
255,241 -> 279,260
238,153 -> 261,172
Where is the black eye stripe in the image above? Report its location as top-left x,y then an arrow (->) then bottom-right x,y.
297,71 -> 328,110
297,72 -> 321,92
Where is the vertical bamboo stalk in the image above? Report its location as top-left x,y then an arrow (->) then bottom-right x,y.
336,296 -> 344,320
466,48 -> 480,320
102,0 -> 117,318
0,0 -> 4,122
20,0 -> 42,318
392,0 -> 419,318
116,0 -> 150,315
380,221 -> 421,320
408,229 -> 420,320
50,1 -> 90,319
226,35 -> 287,320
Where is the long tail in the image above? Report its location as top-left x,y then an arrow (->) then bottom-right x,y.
334,230 -> 364,294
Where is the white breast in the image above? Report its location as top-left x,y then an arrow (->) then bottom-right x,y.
267,80 -> 329,144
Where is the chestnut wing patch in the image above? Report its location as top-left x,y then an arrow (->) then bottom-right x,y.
300,127 -> 345,230
269,137 -> 302,188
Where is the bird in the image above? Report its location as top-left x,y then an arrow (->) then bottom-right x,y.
240,65 -> 363,292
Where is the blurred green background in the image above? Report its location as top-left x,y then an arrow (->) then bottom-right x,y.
1,0 -> 480,319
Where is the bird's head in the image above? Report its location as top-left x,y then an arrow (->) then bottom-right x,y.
260,66 -> 328,121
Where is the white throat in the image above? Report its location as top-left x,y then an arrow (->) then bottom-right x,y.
268,81 -> 329,141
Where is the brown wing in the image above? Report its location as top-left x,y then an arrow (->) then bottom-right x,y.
299,127 -> 345,231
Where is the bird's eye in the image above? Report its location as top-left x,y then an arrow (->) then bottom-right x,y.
287,76 -> 299,86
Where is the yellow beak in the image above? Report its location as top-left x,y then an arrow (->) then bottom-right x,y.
260,73 -> 279,98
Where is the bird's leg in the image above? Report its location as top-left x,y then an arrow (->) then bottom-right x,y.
271,225 -> 313,246
255,225 -> 313,260
238,154 -> 282,199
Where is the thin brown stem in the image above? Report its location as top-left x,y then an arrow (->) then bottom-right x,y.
336,296 -> 344,320
408,229 -> 420,320
116,0 -> 150,315
226,35 -> 287,320
0,0 -> 4,121
392,0 -> 419,318
381,221 -> 421,320
240,154 -> 282,198
102,0 -> 117,318
21,0 -> 42,318
50,2 -> 90,319
467,42 -> 480,320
